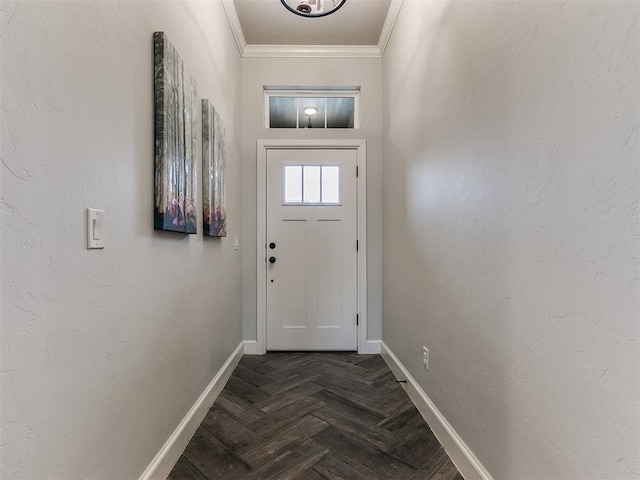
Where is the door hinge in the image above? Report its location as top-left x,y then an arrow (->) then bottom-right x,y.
356,240 -> 359,251
356,314 -> 359,326
356,165 -> 359,177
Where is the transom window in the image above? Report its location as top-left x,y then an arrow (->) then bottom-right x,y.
265,88 -> 360,129
283,165 -> 341,204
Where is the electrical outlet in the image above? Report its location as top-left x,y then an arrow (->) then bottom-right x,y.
422,346 -> 429,370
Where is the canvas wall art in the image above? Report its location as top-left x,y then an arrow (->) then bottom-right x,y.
202,100 -> 227,237
153,31 -> 198,234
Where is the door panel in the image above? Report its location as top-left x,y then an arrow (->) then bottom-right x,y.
317,220 -> 342,328
266,148 -> 357,351
281,219 -> 306,328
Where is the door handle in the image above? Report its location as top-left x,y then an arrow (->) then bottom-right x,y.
269,242 -> 276,249
269,256 -> 277,264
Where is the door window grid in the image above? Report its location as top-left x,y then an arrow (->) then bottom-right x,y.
283,165 -> 341,205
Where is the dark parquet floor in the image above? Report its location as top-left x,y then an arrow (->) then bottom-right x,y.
168,352 -> 463,480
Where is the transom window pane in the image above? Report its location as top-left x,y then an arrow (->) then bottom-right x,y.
298,98 -> 325,129
326,97 -> 355,128
269,97 -> 297,128
283,165 -> 341,204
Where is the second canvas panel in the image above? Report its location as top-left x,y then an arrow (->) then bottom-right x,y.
202,100 -> 226,237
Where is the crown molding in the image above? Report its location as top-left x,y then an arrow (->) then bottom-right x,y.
378,0 -> 403,56
243,44 -> 382,58
221,0 -> 247,56
221,0 -> 403,59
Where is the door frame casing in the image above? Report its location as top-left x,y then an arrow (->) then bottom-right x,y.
256,139 -> 367,354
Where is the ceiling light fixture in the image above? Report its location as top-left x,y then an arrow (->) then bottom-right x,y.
303,106 -> 318,128
280,0 -> 347,18
303,106 -> 318,116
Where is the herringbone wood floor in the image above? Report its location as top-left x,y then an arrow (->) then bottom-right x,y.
168,353 -> 463,480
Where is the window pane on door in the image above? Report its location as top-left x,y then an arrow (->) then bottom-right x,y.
284,166 -> 302,202
283,165 -> 342,204
321,166 -> 340,203
303,166 -> 321,203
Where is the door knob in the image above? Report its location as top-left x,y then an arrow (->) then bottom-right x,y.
269,242 -> 276,249
269,256 -> 276,264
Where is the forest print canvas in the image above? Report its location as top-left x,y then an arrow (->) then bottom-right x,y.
153,32 -> 198,234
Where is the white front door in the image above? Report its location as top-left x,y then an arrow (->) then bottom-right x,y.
266,148 -> 358,350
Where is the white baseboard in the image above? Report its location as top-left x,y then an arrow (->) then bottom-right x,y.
243,340 -> 260,355
360,339 -> 381,354
243,340 -> 379,355
139,342 -> 244,480
380,342 -> 493,480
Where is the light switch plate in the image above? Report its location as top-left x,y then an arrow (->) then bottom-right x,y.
87,208 -> 105,249
234,234 -> 240,250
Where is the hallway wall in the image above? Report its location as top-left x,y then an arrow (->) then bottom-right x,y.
382,1 -> 639,479
240,57 -> 383,345
1,1 -> 242,478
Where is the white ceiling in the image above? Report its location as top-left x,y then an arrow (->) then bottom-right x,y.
234,0 -> 391,45
222,0 -> 403,57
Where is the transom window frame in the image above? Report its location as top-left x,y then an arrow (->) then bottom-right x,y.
264,88 -> 361,129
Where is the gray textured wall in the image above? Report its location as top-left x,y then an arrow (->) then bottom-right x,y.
382,1 -> 639,478
1,1 -> 243,477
